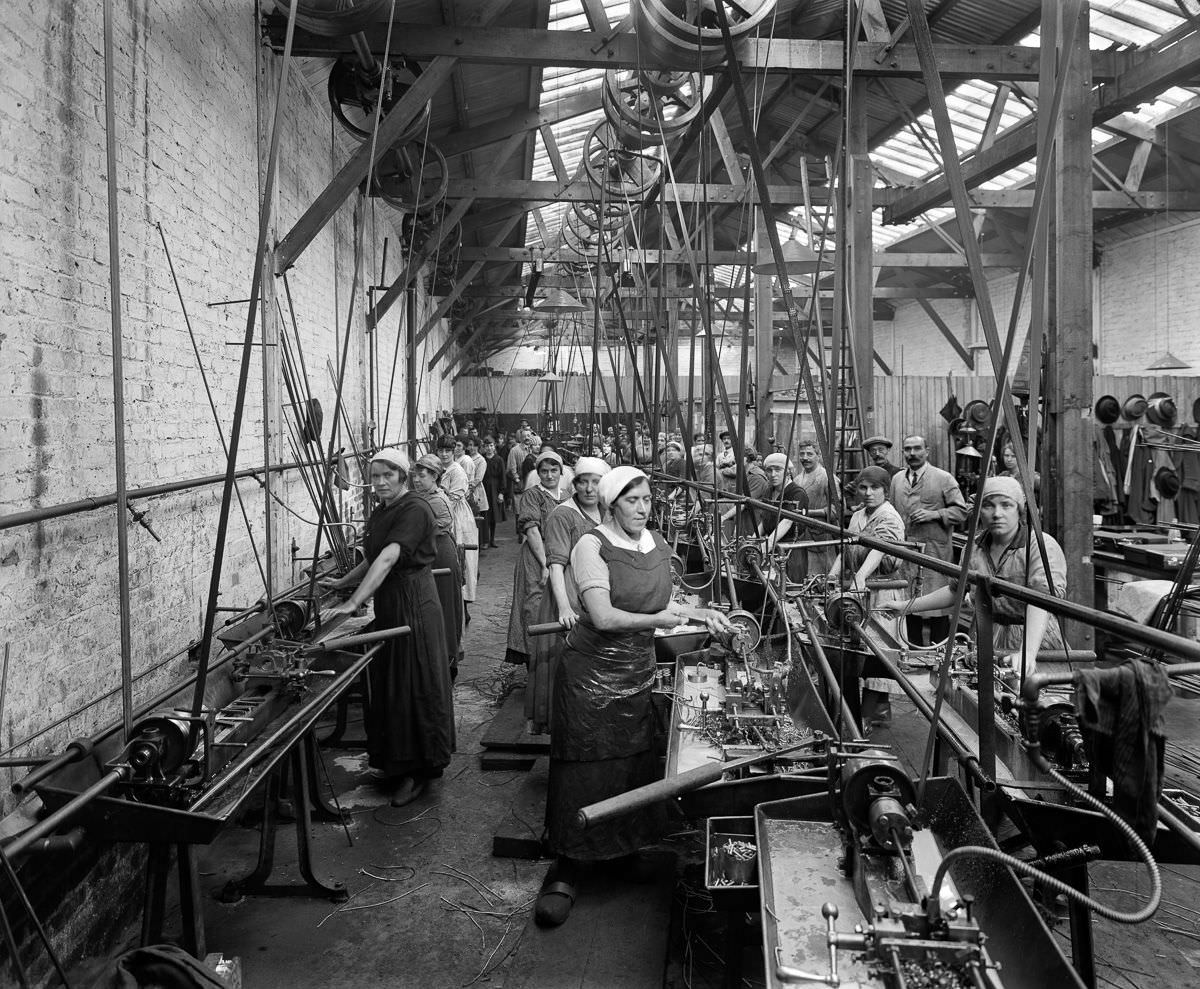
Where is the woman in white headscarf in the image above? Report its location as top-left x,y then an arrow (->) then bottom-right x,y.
323,449 -> 453,807
534,467 -> 732,929
525,457 -> 610,732
505,450 -> 566,665
888,476 -> 1066,677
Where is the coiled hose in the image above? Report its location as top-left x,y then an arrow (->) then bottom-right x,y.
927,750 -> 1161,925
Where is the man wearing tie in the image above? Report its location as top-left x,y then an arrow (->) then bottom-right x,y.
889,435 -> 968,645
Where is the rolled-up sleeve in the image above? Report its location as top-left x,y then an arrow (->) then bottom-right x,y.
570,533 -> 610,595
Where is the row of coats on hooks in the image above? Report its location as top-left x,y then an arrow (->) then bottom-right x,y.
1095,420 -> 1200,525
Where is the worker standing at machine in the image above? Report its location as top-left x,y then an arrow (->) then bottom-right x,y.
889,434 -> 968,645
525,456 -> 611,733
323,449 -> 453,807
505,450 -> 566,666
437,433 -> 479,610
761,452 -> 811,582
828,466 -> 906,728
535,466 -> 732,928
410,453 -> 464,681
888,476 -> 1066,677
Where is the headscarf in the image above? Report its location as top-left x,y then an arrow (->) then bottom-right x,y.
371,447 -> 409,473
981,475 -> 1026,507
763,452 -> 792,473
573,456 -> 610,479
413,453 -> 444,477
854,466 -> 891,489
598,465 -> 647,508
534,449 -> 563,468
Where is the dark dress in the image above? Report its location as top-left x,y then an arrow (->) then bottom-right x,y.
526,497 -> 601,731
505,484 -> 563,663
416,487 -> 463,675
363,492 -> 453,780
546,526 -> 673,860
484,453 -> 507,524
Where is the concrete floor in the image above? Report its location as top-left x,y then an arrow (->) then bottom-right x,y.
197,531 -> 549,989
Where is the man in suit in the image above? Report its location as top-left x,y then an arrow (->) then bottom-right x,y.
889,435 -> 968,645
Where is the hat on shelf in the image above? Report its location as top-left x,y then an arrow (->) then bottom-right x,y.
1094,395 -> 1120,425
1146,392 -> 1178,428
962,399 -> 992,429
1121,394 -> 1148,421
1155,465 -> 1181,500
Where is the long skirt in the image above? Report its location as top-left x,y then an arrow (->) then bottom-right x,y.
431,531 -> 464,672
546,750 -> 664,860
368,568 -> 453,779
525,588 -> 563,732
505,542 -> 545,661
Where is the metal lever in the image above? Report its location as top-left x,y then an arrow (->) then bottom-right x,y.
774,903 -> 841,986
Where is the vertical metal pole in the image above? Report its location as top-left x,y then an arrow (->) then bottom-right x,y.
102,0 -> 134,741
754,220 -> 773,451
848,75 -> 874,437
406,288 -> 418,453
974,582 -> 998,806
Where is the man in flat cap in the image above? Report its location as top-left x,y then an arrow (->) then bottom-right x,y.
862,435 -> 902,479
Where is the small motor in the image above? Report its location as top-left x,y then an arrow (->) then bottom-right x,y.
823,592 -> 866,636
125,713 -> 195,779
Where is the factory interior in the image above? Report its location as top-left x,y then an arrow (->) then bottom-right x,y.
7,1 -> 1200,987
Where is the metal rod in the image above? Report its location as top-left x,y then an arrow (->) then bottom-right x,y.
102,0 -> 134,743
189,0 -> 298,736
11,738 -> 94,796
3,767 -> 129,860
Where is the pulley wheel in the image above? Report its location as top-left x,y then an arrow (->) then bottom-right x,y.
631,0 -> 778,70
726,609 -> 762,652
274,599 -> 310,639
327,57 -> 431,145
274,0 -> 391,38
823,592 -> 865,636
735,541 -> 764,573
581,123 -> 662,198
602,68 -> 704,149
373,141 -> 449,214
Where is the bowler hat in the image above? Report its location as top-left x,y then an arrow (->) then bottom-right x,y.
1146,392 -> 1178,427
1121,394 -> 1148,421
1155,465 -> 1181,500
861,434 -> 893,450
963,399 -> 992,428
1094,395 -> 1120,424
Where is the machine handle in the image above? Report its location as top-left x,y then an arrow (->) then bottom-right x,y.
577,739 -> 818,829
304,625 -> 411,653
529,622 -> 567,637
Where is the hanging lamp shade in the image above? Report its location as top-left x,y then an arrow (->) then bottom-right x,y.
535,287 -> 587,312
1146,350 -> 1191,370
752,239 -> 830,276
537,370 -> 564,383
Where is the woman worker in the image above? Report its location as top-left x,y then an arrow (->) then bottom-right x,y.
761,452 -> 811,583
504,449 -> 566,666
827,466 -> 906,729
410,453 -> 464,680
887,476 -> 1066,678
323,449 -> 453,807
437,434 -> 478,610
535,466 -> 733,928
525,456 -> 610,733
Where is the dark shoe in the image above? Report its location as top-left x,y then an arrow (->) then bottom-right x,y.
488,542 -> 498,549
534,860 -> 578,928
389,777 -> 426,807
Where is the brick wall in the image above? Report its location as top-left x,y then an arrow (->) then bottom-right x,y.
0,0 -> 449,978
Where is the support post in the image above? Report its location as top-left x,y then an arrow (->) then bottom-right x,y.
754,219 -> 774,449
1052,0 -> 1096,647
848,77 -> 875,435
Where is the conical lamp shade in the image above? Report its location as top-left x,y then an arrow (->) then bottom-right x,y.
1146,350 -> 1191,370
752,239 -> 830,276
535,287 -> 587,312
537,371 -> 564,383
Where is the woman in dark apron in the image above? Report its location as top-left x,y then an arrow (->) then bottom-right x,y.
536,467 -> 732,927
410,453 -> 464,681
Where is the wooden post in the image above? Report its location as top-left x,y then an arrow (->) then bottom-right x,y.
754,219 -> 773,450
1051,0 -> 1095,646
848,78 -> 875,436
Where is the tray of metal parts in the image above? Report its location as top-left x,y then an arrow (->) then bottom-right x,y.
1094,526 -> 1166,550
705,816 -> 759,911
1163,788 -> 1200,832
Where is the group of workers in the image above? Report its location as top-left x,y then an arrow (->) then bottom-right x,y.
319,417 -> 1069,932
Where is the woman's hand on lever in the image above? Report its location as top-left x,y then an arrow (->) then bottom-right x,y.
700,608 -> 736,637
877,598 -> 910,619
557,606 -> 579,630
324,597 -> 362,618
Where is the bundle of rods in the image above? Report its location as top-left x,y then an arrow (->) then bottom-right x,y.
276,292 -> 355,572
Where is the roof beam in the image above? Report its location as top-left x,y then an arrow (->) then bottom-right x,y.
885,28 -> 1200,223
263,21 -> 1129,81
457,247 -> 1021,267
441,177 -> 827,205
